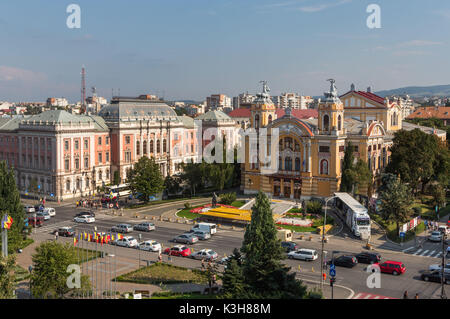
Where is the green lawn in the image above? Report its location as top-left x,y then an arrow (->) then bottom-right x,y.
126,197 -> 203,209
231,200 -> 245,208
115,262 -> 209,285
176,205 -> 202,219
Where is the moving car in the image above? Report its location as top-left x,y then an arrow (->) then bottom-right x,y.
36,211 -> 51,221
288,249 -> 318,261
354,252 -> 381,264
188,230 -> 211,240
173,234 -> 199,245
191,249 -> 218,261
24,205 -> 35,213
164,245 -> 191,257
43,207 -> 56,217
53,227 -> 75,237
114,236 -> 138,248
34,205 -> 45,212
191,223 -> 217,235
281,241 -> 298,252
73,215 -> 95,223
429,262 -> 450,274
138,240 -> 161,252
111,224 -> 133,233
329,255 -> 358,268
429,231 -> 443,242
75,211 -> 95,218
421,271 -> 450,284
133,222 -> 156,232
25,216 -> 44,227
378,261 -> 406,275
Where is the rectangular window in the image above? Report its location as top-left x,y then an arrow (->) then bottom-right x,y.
75,140 -> 79,150
339,146 -> 345,152
84,139 -> 89,149
125,136 -> 130,144
105,136 -> 109,145
319,146 -> 330,153
47,138 -> 52,150
65,140 -> 69,151
47,156 -> 51,169
106,152 -> 109,162
98,137 -> 102,145
98,152 -> 102,163
65,159 -> 70,171
75,158 -> 79,169
84,157 -> 89,168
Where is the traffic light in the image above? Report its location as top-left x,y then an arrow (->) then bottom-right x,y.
322,273 -> 327,281
330,277 -> 336,287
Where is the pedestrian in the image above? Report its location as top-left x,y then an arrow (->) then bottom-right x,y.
201,259 -> 205,270
403,291 -> 408,299
158,253 -> 162,263
55,231 -> 59,241
414,293 -> 419,299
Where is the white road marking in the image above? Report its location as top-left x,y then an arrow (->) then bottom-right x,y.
363,294 -> 372,299
420,250 -> 429,256
425,250 -> 435,257
412,249 -> 423,255
402,247 -> 414,253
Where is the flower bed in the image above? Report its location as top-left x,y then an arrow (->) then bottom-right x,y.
190,204 -> 237,214
276,218 -> 313,227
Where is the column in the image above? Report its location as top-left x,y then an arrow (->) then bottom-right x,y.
290,179 -> 294,199
280,178 -> 284,198
307,141 -> 312,173
302,143 -> 306,172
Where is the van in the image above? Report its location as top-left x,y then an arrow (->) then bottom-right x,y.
276,229 -> 293,242
191,222 -> 217,235
43,207 -> 56,217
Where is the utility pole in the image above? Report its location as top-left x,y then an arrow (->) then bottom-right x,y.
441,233 -> 447,299
321,196 -> 335,291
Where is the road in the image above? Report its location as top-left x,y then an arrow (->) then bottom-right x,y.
27,201 -> 449,299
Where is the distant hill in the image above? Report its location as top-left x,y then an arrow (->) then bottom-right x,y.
375,85 -> 450,98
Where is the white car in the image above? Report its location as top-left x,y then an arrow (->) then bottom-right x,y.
288,249 -> 319,261
115,236 -> 138,248
24,205 -> 35,213
138,240 -> 161,252
73,215 -> 95,223
43,207 -> 56,217
191,249 -> 218,261
429,262 -> 450,274
428,231 -> 443,242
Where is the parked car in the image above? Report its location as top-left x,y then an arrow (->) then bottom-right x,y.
43,207 -> 56,217
25,216 -> 44,227
188,230 -> 211,240
421,271 -> 450,284
53,227 -> 75,237
73,215 -> 95,223
111,224 -> 133,233
329,255 -> 358,268
281,241 -> 298,252
34,204 -> 45,212
354,252 -> 381,264
191,249 -> 218,261
114,236 -> 138,248
288,249 -> 318,261
164,245 -> 192,257
377,261 -> 406,275
173,234 -> 199,245
24,205 -> 35,213
429,231 -> 443,242
429,262 -> 450,274
36,211 -> 51,221
75,211 -> 95,218
133,222 -> 156,232
138,240 -> 162,252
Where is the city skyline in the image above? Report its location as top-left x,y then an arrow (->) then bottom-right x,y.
1,0 -> 450,102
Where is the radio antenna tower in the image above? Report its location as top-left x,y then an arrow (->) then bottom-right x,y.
81,65 -> 86,114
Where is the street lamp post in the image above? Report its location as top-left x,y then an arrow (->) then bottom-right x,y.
320,196 -> 335,291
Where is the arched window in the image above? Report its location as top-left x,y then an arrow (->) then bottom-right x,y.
86,178 -> 90,189
98,170 -> 102,181
136,141 -> 140,155
163,139 -> 167,153
279,139 -> 283,151
320,159 -> 328,175
338,115 -> 342,131
255,115 -> 260,129
150,140 -> 154,154
295,158 -> 301,171
323,115 -> 330,131
285,157 -> 292,171
278,157 -> 283,170
157,140 -> 160,153
268,114 -> 272,124
76,178 -> 81,190
143,141 -> 147,155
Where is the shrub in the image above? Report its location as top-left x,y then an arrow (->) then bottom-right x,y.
306,200 -> 323,215
412,206 -> 421,217
184,202 -> 191,209
219,192 -> 236,205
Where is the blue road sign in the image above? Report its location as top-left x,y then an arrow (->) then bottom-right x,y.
330,264 -> 335,271
38,185 -> 41,189
50,193 -> 54,197
330,269 -> 336,277
399,232 -> 405,238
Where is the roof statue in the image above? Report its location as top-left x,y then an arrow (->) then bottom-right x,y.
324,79 -> 341,103
260,80 -> 270,95
254,80 -> 273,105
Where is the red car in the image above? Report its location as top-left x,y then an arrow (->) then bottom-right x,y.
164,245 -> 191,257
377,261 -> 406,275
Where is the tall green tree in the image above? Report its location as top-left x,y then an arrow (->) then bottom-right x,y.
0,254 -> 16,299
221,248 -> 246,298
30,241 -> 91,299
378,174 -> 413,235
127,156 -> 164,203
164,175 -> 182,195
430,184 -> 446,210
351,159 -> 373,196
340,142 -> 355,192
240,192 -> 308,298
0,161 -> 26,253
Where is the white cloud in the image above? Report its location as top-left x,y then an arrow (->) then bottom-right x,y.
0,66 -> 47,83
297,0 -> 352,13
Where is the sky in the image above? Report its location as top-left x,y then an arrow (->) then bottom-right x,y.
0,0 -> 450,103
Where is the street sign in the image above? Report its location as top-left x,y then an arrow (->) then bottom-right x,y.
50,193 -> 54,197
330,268 -> 336,277
38,185 -> 41,189
399,232 -> 405,238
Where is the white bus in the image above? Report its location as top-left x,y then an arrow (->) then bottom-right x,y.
333,192 -> 371,240
105,184 -> 131,200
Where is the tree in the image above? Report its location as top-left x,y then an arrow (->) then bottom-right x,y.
221,248 -> 246,298
30,241 -> 90,299
0,161 -> 27,253
351,159 -> 373,196
340,142 -> 355,192
127,156 -> 164,203
180,160 -> 209,196
378,174 -> 413,235
0,254 -> 16,299
113,171 -> 121,185
240,192 -> 308,298
219,192 -> 236,205
430,184 -> 446,210
164,175 -> 182,195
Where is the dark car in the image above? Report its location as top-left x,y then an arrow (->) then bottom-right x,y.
53,227 -> 75,237
75,211 -> 95,217
281,241 -> 298,252
329,255 -> 358,268
354,252 -> 381,264
34,205 -> 45,212
421,271 -> 450,284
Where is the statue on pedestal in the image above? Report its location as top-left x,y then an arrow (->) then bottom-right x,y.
212,192 -> 218,208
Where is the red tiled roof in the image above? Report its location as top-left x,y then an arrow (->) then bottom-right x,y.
275,108 -> 318,119
341,90 -> 385,105
228,108 -> 251,118
407,106 -> 450,120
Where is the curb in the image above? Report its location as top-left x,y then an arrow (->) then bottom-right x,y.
297,277 -> 355,299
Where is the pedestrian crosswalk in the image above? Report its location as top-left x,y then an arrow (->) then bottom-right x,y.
352,292 -> 396,299
33,220 -> 77,234
403,247 -> 444,259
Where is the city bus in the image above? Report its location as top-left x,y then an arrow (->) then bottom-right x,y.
104,184 -> 131,200
333,192 -> 371,240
